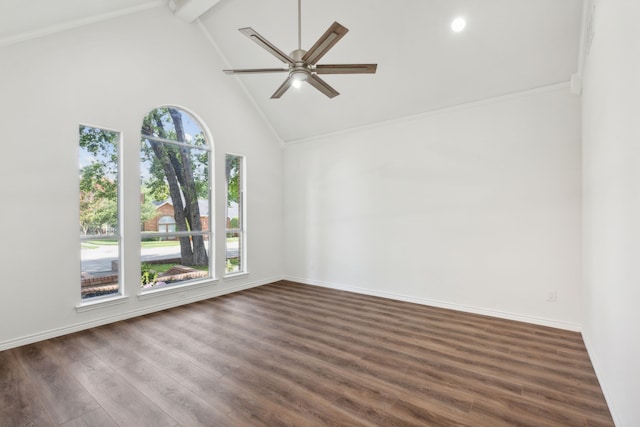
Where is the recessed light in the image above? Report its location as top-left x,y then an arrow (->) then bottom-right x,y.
451,17 -> 466,33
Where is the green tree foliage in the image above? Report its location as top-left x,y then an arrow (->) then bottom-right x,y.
226,155 -> 240,206
79,126 -> 157,235
229,217 -> 240,229
140,186 -> 160,224
79,127 -> 118,234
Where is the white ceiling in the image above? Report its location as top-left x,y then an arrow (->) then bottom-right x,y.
1,0 -> 584,142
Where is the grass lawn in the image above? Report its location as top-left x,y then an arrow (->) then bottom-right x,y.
140,240 -> 181,248
84,239 -> 119,246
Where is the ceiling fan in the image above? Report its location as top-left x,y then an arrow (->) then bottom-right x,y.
223,0 -> 377,99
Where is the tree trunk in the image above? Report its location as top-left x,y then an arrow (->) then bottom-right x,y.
168,108 -> 208,266
148,140 -> 194,265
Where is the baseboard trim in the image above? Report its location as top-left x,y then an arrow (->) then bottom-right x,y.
284,276 -> 582,332
0,276 -> 282,351
2,275 -> 582,351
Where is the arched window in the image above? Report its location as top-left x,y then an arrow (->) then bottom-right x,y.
140,106 -> 212,289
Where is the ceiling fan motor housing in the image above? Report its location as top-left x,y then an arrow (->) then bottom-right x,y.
290,49 -> 307,62
290,49 -> 310,81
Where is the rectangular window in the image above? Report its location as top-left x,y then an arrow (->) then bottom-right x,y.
225,154 -> 244,274
79,125 -> 121,300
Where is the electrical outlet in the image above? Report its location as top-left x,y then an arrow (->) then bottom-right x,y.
546,290 -> 557,302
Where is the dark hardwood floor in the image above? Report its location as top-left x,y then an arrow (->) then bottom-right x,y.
0,280 -> 614,426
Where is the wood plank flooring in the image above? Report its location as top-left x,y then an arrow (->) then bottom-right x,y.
0,280 -> 614,426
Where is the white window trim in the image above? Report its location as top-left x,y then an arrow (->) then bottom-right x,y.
76,295 -> 129,312
138,277 -> 217,300
224,271 -> 250,280
79,124 -> 124,303
224,153 -> 246,277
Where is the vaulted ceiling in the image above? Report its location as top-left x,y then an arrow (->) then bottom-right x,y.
1,0 -> 584,142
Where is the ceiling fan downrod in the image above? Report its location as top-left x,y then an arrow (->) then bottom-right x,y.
298,0 -> 302,51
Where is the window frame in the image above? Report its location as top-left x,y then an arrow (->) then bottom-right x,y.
139,106 -> 214,293
225,153 -> 246,276
157,215 -> 177,233
78,124 -> 123,303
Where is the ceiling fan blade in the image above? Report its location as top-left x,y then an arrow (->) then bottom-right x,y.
306,74 -> 340,98
315,64 -> 378,74
302,22 -> 348,65
271,75 -> 295,99
224,68 -> 289,74
239,27 -> 295,65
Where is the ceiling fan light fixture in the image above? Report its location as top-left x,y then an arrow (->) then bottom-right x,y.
291,69 -> 309,82
291,68 -> 309,89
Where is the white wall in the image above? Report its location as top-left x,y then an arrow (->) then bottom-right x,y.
284,85 -> 582,329
582,0 -> 640,425
0,6 -> 283,350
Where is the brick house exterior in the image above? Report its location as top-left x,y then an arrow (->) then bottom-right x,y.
143,200 -> 209,233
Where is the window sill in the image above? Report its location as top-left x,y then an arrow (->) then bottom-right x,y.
76,294 -> 129,313
138,278 -> 218,301
224,271 -> 249,280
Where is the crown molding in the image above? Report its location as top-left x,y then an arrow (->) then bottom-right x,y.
0,1 -> 165,47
